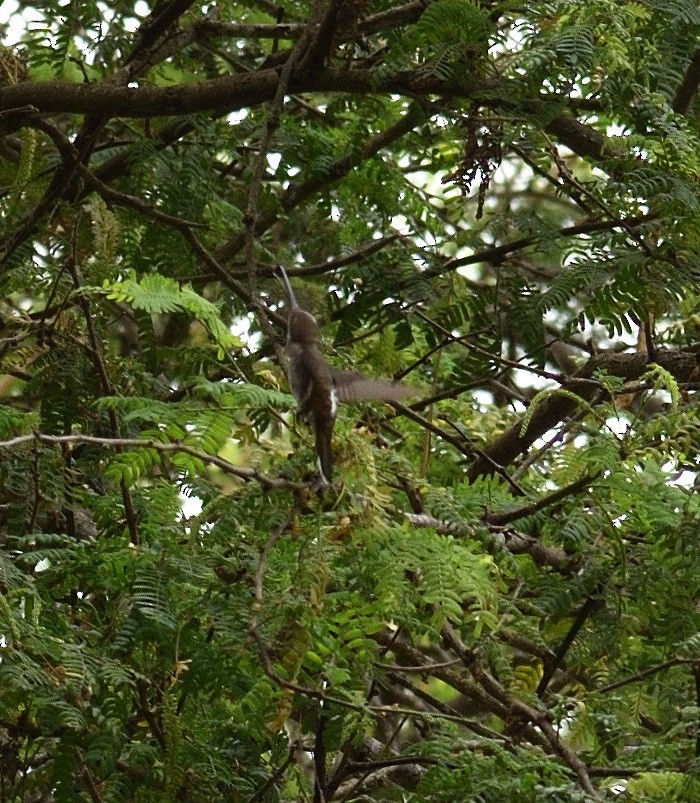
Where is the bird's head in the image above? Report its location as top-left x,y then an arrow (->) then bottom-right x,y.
287,308 -> 320,344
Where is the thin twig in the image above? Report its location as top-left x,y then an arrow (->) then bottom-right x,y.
424,215 -> 653,280
66,220 -> 140,546
596,657 -> 697,694
462,643 -> 600,798
536,590 -> 603,698
412,308 -> 567,383
244,743 -> 298,803
485,473 -> 594,526
0,431 -> 307,491
75,749 -> 104,803
374,657 -> 462,673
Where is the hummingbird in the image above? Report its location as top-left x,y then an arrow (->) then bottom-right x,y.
277,267 -> 414,484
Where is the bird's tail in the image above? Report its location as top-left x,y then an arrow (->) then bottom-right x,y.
313,413 -> 334,485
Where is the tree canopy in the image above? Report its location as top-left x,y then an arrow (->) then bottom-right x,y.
2,0 -> 700,800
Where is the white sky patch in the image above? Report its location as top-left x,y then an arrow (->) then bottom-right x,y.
455,262 -> 483,282
390,214 -> 411,235
134,1 -> 150,20
231,313 -> 262,353
530,428 -> 562,450
510,366 -> 547,393
604,415 -> 630,437
573,433 -> 588,449
665,464 -> 697,489
227,109 -> 249,125
180,491 -> 203,519
0,3 -> 21,44
473,388 -> 494,410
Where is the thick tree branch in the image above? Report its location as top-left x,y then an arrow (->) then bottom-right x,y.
673,49 -> 700,114
0,70 -> 626,178
299,0 -> 345,72
406,513 -> 570,571
0,69 -> 516,122
125,0 -> 199,62
467,348 -> 700,481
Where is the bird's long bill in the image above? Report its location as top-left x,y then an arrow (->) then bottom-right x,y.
276,266 -> 299,309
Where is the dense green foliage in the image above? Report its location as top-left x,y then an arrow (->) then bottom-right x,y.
1,0 -> 700,800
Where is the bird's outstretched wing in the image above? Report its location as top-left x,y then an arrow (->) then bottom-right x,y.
332,370 -> 417,403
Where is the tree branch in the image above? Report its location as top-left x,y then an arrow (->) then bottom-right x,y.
0,432 -> 308,491
66,222 -> 140,546
673,49 -> 700,114
467,348 -> 700,481
536,590 -> 603,698
215,101 -> 425,264
125,0 -> 199,62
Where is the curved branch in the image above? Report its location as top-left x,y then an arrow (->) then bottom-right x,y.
0,431 -> 307,491
0,68 -> 495,121
467,348 -> 700,481
485,473 -> 594,526
597,657 -> 697,694
405,512 -> 570,571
